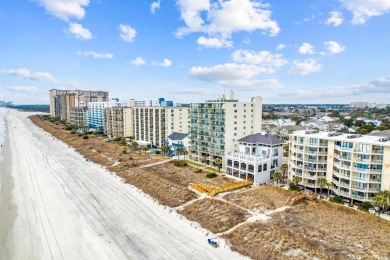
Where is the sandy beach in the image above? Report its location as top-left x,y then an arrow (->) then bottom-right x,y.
0,108 -> 244,259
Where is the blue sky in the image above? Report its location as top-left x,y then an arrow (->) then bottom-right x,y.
1,0 -> 390,104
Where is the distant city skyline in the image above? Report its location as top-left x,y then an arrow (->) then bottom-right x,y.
1,0 -> 390,104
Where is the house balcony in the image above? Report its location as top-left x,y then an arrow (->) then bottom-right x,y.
351,194 -> 367,200
303,174 -> 317,179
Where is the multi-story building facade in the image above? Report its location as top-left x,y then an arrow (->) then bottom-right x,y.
104,103 -> 135,138
70,106 -> 88,127
189,91 -> 262,169
225,133 -> 284,185
289,130 -> 390,203
49,89 -> 109,121
133,106 -> 188,147
88,100 -> 128,131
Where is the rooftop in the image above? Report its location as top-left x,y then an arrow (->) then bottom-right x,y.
291,131 -> 390,146
167,132 -> 189,140
238,133 -> 284,146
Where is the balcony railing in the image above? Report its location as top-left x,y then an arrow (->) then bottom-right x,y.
352,194 -> 366,200
303,174 -> 318,179
351,186 -> 368,191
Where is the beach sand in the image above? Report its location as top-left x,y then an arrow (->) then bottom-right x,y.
0,109 -> 244,259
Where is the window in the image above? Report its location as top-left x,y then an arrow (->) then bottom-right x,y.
258,165 -> 262,172
233,104 -> 236,107
234,110 -> 237,113
234,133 -> 237,136
263,163 -> 267,171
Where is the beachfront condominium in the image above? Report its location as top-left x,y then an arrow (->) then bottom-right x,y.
49,89 -> 109,122
88,99 -> 128,131
104,102 -> 135,138
133,106 -> 188,147
288,130 -> 390,203
188,90 -> 262,169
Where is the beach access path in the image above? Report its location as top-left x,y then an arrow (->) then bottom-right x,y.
0,109 -> 244,260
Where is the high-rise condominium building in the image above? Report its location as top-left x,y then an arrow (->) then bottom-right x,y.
49,89 -> 109,121
70,106 -> 88,127
104,102 -> 135,138
188,91 -> 262,169
289,130 -> 390,203
88,100 -> 128,131
133,106 -> 188,147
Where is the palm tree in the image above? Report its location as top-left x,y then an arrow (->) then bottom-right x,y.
326,181 -> 332,198
280,163 -> 288,183
272,171 -> 282,187
142,146 -> 148,156
292,175 -> 302,187
214,158 -> 222,173
182,147 -> 187,160
160,145 -> 168,156
316,178 -> 327,199
200,156 -> 207,167
130,141 -> 138,150
372,193 -> 389,215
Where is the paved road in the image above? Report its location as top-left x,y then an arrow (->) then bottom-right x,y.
0,109 -> 243,260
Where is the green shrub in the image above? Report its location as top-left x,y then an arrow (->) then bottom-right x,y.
83,135 -> 89,139
206,173 -> 217,178
70,131 -> 76,134
64,126 -> 73,130
78,134 -> 83,137
173,160 -> 187,167
348,203 -> 354,207
195,168 -> 202,173
87,131 -> 93,134
329,195 -> 343,204
289,183 -> 300,191
358,202 -> 373,212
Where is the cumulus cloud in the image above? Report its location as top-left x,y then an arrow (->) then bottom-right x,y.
76,51 -> 113,59
67,23 -> 93,40
276,44 -> 286,50
130,57 -> 146,66
324,41 -> 346,54
341,0 -> 390,24
188,63 -> 282,90
151,0 -> 161,14
298,43 -> 315,54
159,58 -> 173,67
176,0 -> 280,46
119,24 -> 137,42
289,59 -> 322,75
6,86 -> 40,94
33,0 -> 90,21
324,11 -> 344,26
197,36 -> 233,48
232,49 -> 288,69
2,68 -> 58,83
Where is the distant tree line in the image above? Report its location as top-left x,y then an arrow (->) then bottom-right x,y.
9,104 -> 49,113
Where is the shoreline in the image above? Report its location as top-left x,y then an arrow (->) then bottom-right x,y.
0,115 -> 16,259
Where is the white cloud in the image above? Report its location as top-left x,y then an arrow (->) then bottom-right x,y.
189,63 -> 268,82
324,41 -> 346,54
6,86 -> 40,94
33,0 -> 90,21
76,51 -> 113,59
289,59 -> 322,75
67,23 -> 93,40
130,57 -> 146,66
119,24 -> 137,42
341,0 -> 390,24
276,44 -> 286,50
324,11 -> 344,26
188,63 -> 282,90
176,0 -> 280,38
150,0 -> 161,14
197,36 -> 233,48
153,58 -> 173,68
232,49 -> 288,69
2,68 -> 58,83
298,43 -> 315,54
